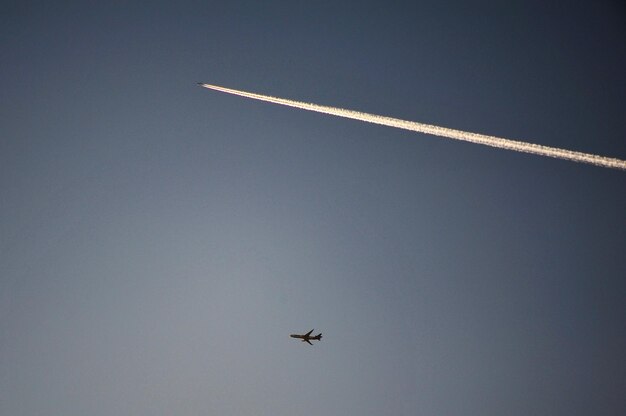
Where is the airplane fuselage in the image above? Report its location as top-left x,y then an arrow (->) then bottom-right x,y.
290,334 -> 322,340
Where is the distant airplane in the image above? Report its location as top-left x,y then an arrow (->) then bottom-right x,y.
290,329 -> 322,345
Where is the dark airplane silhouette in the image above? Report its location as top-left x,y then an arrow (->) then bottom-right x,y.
290,329 -> 322,345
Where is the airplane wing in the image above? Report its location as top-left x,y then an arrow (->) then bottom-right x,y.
304,339 -> 313,345
304,329 -> 314,337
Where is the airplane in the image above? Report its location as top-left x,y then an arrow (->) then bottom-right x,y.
290,329 -> 322,345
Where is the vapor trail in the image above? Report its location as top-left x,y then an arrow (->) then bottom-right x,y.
199,83 -> 626,170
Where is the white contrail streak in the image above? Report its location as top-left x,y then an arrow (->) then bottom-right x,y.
199,83 -> 626,171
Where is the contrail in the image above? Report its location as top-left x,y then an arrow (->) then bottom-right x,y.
198,83 -> 626,171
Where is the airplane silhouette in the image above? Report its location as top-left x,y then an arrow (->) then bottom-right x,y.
290,329 -> 322,345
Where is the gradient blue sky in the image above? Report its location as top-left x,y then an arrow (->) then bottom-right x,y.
2,1 -> 625,415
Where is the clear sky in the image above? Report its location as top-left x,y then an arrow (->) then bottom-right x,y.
1,1 -> 625,415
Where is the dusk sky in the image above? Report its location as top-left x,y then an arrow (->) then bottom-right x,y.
2,2 -> 625,415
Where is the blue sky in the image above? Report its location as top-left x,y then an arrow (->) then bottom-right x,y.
1,1 -> 625,415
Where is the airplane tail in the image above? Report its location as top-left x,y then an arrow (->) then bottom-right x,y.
315,333 -> 322,340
